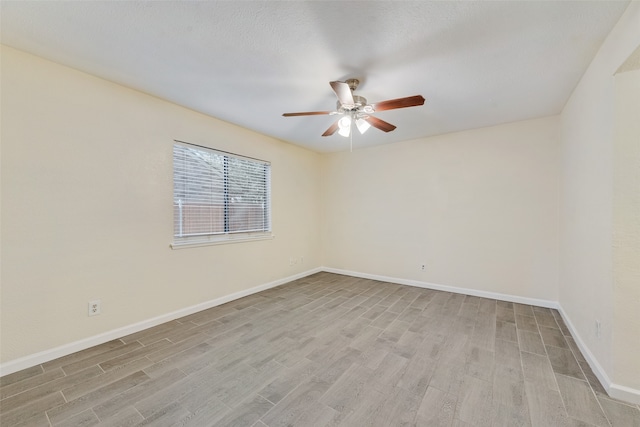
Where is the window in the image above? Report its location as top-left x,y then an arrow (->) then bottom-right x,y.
172,141 -> 271,248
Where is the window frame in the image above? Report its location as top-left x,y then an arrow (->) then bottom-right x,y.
170,140 -> 273,249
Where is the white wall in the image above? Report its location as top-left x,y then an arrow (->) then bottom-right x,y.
0,46 -> 322,365
613,68 -> 640,391
559,1 -> 640,400
321,116 -> 560,302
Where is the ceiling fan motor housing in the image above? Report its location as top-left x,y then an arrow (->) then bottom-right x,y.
337,95 -> 368,113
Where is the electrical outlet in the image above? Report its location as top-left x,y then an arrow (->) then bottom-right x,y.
421,264 -> 426,271
595,320 -> 601,338
88,300 -> 101,316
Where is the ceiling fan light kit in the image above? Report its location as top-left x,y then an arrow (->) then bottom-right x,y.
283,78 -> 425,141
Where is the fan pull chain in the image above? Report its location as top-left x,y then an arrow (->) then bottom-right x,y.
350,126 -> 353,152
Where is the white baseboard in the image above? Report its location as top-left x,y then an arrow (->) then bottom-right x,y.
322,267 -> 559,309
0,267 -> 322,377
609,384 -> 640,405
555,305 -> 613,389
555,305 -> 640,405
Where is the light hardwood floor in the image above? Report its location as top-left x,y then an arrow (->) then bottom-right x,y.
1,272 -> 639,426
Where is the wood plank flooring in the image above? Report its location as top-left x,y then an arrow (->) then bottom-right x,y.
1,272 -> 639,426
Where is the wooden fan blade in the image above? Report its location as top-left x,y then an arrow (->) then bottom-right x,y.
364,116 -> 397,133
283,111 -> 333,117
330,81 -> 355,107
322,120 -> 340,137
371,95 -> 425,112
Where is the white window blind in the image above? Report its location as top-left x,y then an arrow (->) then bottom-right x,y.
173,142 -> 271,246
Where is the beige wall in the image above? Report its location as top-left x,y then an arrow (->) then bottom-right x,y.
0,46 -> 322,363
613,68 -> 640,390
559,1 -> 640,396
321,117 -> 560,301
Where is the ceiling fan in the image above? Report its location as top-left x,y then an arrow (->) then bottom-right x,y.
283,79 -> 425,138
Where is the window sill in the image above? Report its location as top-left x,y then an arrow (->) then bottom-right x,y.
170,233 -> 274,249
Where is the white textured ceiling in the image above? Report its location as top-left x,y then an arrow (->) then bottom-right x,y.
0,1 -> 630,152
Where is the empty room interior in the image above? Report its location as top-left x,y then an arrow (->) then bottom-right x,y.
1,1 -> 639,426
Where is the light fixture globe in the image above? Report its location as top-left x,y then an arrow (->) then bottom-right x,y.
356,118 -> 371,134
338,115 -> 352,137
